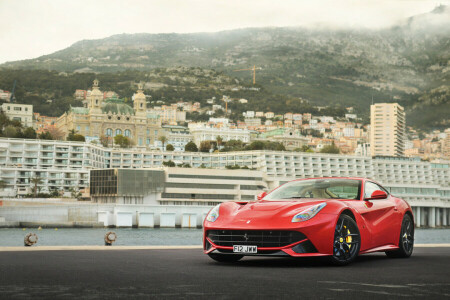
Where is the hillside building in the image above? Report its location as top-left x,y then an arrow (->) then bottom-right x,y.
56,80 -> 163,148
1,103 -> 33,127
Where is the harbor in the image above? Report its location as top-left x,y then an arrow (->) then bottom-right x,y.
1,228 -> 450,247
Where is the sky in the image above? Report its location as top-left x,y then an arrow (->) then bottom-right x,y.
0,0 -> 447,64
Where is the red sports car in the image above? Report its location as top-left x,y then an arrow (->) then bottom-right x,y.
203,177 -> 414,265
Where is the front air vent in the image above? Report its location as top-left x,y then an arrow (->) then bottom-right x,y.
207,230 -> 306,248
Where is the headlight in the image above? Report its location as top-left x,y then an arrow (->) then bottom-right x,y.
206,204 -> 220,222
291,203 -> 326,223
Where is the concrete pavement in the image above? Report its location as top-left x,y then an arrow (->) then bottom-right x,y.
0,247 -> 449,299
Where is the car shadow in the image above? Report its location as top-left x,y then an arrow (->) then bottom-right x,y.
207,254 -> 389,268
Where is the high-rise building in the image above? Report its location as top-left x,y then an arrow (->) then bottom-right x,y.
370,103 -> 405,157
444,128 -> 450,159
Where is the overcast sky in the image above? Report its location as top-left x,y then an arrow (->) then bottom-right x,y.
0,0 -> 447,64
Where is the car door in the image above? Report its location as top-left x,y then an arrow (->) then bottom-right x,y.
356,181 -> 400,248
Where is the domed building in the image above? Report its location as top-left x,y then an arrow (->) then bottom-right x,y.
56,80 -> 162,147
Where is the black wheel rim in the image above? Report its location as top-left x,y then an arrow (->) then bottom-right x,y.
402,218 -> 414,253
333,217 -> 360,261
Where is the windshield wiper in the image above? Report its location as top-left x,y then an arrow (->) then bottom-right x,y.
280,196 -> 306,199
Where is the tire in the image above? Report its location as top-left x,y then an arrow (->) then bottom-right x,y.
328,214 -> 361,266
386,214 -> 414,258
208,253 -> 243,263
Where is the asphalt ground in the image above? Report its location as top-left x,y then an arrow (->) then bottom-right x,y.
0,247 -> 449,299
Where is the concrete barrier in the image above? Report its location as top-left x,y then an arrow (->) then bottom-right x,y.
115,212 -> 132,227
182,213 -> 197,228
160,213 -> 176,228
137,212 -> 154,228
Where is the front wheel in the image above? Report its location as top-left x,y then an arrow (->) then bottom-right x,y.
386,214 -> 414,258
208,253 -> 243,263
328,214 -> 361,266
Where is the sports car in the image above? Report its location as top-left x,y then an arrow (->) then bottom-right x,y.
203,177 -> 414,265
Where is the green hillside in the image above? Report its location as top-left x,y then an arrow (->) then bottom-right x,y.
1,6 -> 449,129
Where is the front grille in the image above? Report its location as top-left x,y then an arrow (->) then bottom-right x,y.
207,230 -> 306,248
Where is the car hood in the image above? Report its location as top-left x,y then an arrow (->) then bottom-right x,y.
210,199 -> 331,229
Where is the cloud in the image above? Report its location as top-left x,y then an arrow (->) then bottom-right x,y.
0,0 -> 447,63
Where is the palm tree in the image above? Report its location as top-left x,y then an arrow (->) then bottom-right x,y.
30,176 -> 43,198
216,136 -> 223,151
158,136 -> 168,150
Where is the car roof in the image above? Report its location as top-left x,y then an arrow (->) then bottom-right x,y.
290,177 -> 383,185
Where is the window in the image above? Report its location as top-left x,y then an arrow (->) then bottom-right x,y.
138,138 -> 143,146
106,128 -> 113,137
124,129 -> 131,137
364,181 -> 387,199
265,179 -> 362,201
115,129 -> 122,136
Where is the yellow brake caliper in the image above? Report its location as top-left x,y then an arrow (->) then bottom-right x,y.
344,226 -> 352,250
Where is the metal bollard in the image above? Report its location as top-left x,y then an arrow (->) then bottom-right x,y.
24,233 -> 38,247
104,231 -> 117,246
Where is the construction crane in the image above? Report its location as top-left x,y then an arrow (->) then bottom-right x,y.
233,65 -> 261,85
10,80 -> 16,102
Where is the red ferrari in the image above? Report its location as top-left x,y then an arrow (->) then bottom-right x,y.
203,177 -> 414,265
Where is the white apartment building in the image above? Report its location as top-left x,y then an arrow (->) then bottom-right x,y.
0,138 -> 449,227
370,103 -> 405,157
1,103 -> 33,127
0,139 -> 106,196
189,125 -> 251,146
147,107 -> 186,124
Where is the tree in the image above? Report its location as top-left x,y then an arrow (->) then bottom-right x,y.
3,125 -> 17,138
158,136 -> 167,150
184,141 -> 198,152
166,144 -> 174,151
100,135 -> 110,147
46,127 -> 64,140
114,134 -> 131,148
30,176 -> 43,198
298,145 -> 314,152
223,139 -> 243,152
216,136 -> 223,150
245,141 -> 265,150
38,131 -> 53,140
320,142 -> 340,154
200,140 -> 213,152
162,160 -> 176,167
70,187 -> 82,200
22,127 -> 37,139
67,133 -> 85,142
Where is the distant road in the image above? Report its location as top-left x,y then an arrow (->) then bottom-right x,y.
0,247 -> 449,299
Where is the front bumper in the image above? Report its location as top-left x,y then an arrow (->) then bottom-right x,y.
203,213 -> 337,257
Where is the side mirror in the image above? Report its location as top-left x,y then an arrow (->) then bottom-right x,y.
257,191 -> 267,200
365,190 -> 388,200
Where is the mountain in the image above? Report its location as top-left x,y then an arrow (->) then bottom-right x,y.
1,5 -> 449,129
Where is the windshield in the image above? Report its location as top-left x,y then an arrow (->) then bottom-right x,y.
264,179 -> 362,201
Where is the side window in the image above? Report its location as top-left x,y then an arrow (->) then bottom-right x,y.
364,182 -> 380,199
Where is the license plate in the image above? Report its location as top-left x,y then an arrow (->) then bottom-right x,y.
233,245 -> 257,253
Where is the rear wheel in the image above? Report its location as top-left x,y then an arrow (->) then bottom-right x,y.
208,253 -> 243,263
386,214 -> 414,258
329,214 -> 361,266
